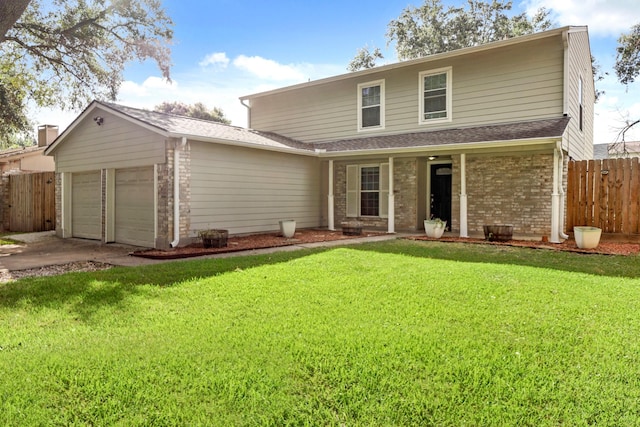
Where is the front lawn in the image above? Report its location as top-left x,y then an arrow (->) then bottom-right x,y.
1,240 -> 640,425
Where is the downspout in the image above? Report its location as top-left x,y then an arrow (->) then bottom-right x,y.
550,147 -> 561,243
240,99 -> 251,127
557,146 -> 569,240
170,137 -> 187,247
550,142 -> 569,243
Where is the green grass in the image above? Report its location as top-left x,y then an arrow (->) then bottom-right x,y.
0,232 -> 21,245
2,240 -> 640,425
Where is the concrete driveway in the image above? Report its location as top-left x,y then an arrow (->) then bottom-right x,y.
0,231 -> 162,272
0,230 -> 407,274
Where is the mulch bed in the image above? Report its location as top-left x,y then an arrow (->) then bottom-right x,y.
407,235 -> 640,256
132,229 -> 640,260
132,229 -> 385,259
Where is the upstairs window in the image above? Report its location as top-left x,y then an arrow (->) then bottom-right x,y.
578,76 -> 584,132
419,67 -> 452,124
358,80 -> 385,131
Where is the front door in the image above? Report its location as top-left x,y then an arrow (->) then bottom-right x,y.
429,163 -> 452,228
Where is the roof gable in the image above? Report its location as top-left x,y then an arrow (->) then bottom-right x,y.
45,101 -> 314,156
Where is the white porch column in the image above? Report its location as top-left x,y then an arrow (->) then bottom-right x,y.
388,156 -> 395,233
550,148 -> 561,243
459,153 -> 468,237
328,160 -> 335,231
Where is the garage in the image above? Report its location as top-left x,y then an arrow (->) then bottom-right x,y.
115,166 -> 155,247
71,171 -> 101,239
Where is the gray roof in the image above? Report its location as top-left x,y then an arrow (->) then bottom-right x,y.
316,117 -> 571,152
0,145 -> 44,159
100,102 -> 313,152
47,100 -> 571,157
109,102 -> 570,154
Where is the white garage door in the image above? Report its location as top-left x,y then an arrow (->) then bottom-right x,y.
72,171 -> 101,240
115,166 -> 155,247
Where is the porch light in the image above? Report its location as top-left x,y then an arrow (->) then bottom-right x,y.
428,155 -> 438,160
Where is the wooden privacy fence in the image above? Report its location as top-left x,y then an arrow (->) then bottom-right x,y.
567,158 -> 640,234
7,172 -> 56,232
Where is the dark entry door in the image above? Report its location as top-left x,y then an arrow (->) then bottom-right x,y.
430,163 -> 452,227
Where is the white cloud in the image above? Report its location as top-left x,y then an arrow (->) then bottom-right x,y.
594,92 -> 640,144
199,52 -> 230,68
119,76 -> 177,97
232,55 -> 306,81
524,0 -> 640,36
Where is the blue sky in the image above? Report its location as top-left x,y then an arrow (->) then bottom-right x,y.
36,0 -> 640,144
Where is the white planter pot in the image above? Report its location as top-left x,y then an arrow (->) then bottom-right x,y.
424,220 -> 446,238
574,226 -> 601,249
279,219 -> 296,238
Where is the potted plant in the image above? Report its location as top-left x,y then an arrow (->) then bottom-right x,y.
424,218 -> 447,238
574,226 -> 602,249
198,229 -> 228,248
341,220 -> 362,236
279,219 -> 296,238
483,224 -> 514,242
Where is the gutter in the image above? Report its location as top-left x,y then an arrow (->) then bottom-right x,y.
240,99 -> 251,128
170,137 -> 187,247
557,145 -> 569,240
316,137 -> 561,158
550,142 -> 569,243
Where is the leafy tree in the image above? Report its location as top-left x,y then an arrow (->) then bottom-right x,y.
347,46 -> 384,72
610,23 -> 640,149
154,102 -> 231,124
0,0 -> 173,147
349,0 -> 552,70
615,23 -> 640,85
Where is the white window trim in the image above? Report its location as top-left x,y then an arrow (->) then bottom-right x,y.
357,79 -> 385,132
418,67 -> 452,125
578,76 -> 584,132
346,163 -> 389,218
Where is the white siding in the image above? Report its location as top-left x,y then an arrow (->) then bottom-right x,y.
566,30 -> 595,159
54,108 -> 165,172
189,142 -> 322,235
249,36 -> 566,143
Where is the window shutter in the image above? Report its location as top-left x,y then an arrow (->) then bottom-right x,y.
379,163 -> 389,218
346,165 -> 358,217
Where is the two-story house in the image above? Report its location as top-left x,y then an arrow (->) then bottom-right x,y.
45,25 -> 593,248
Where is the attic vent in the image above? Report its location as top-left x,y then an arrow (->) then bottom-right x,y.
38,125 -> 59,147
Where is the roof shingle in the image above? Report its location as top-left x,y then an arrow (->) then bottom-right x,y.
101,102 -> 314,152
315,117 -> 571,152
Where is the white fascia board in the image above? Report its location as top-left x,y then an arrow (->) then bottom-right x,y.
44,101 -> 170,156
169,133 -> 319,157
94,103 -> 171,137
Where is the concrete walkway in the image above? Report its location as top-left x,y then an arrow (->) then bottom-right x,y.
0,231 -> 407,272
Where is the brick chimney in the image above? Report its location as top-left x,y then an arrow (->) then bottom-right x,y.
37,124 -> 59,147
